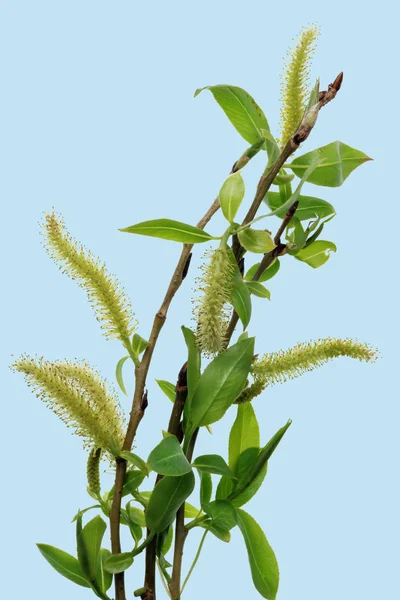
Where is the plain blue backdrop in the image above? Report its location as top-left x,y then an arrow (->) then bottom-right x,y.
1,1 -> 398,599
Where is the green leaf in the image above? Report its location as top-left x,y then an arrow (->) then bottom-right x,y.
238,228 -> 275,254
146,472 -> 195,532
103,552 -> 134,575
206,500 -> 237,530
231,279 -> 252,329
122,471 -> 145,496
186,337 -> 255,428
192,454 -> 233,477
292,218 -> 307,249
245,282 -> 271,299
37,544 -> 90,588
182,326 -> 201,401
220,171 -> 245,223
156,379 -> 176,402
126,503 -> 146,528
159,525 -> 174,556
195,85 -> 270,146
116,355 -> 130,396
184,501 -> 202,519
120,219 -> 216,244
229,403 -> 260,472
119,451 -> 149,476
131,333 -> 149,356
236,509 -> 279,599
77,515 -> 107,584
199,471 -> 212,509
147,435 -> 192,476
198,520 -> 231,542
231,464 -> 268,508
287,141 -> 372,187
98,549 -> 113,592
216,475 -> 235,501
244,259 -> 280,283
293,240 -> 337,268
266,192 -> 335,221
265,160 -> 323,217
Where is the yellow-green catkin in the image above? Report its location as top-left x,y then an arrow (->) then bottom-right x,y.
12,356 -> 126,454
194,247 -> 234,356
87,447 -> 102,497
42,211 -> 136,342
279,25 -> 320,147
239,338 -> 377,403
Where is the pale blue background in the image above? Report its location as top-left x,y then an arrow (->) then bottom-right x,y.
1,1 -> 397,599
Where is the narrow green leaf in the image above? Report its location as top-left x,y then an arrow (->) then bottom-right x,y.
157,525 -> 174,557
182,326 -> 201,401
265,160 -> 323,217
266,192 -> 335,221
119,451 -> 149,476
147,435 -> 192,476
103,552 -> 134,575
37,544 -> 90,588
187,337 -> 255,428
244,259 -> 280,283
288,141 -> 372,187
98,549 -> 113,592
200,471 -> 212,509
77,515 -> 107,584
146,472 -> 195,532
231,279 -> 252,329
116,356 -> 130,396
229,403 -> 260,472
293,240 -> 337,268
192,454 -> 233,477
109,470 -> 145,500
231,464 -> 268,508
206,500 -> 237,530
131,333 -> 149,356
238,228 -> 275,254
236,509 -> 279,599
184,501 -> 202,519
198,520 -> 231,542
156,379 -> 176,402
229,447 -> 268,508
216,475 -> 235,501
245,282 -> 271,299
220,171 -> 245,223
120,219 -> 216,244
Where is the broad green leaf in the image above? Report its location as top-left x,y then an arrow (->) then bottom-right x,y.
238,228 -> 275,254
231,279 -> 252,329
229,403 -> 260,472
77,515 -> 107,584
232,464 -> 268,508
37,544 -> 90,588
195,85 -> 270,147
200,471 -> 212,509
98,549 -> 113,592
156,379 -> 176,402
120,219 -> 216,244
244,259 -> 280,283
119,451 -> 149,476
182,326 -> 201,401
122,471 -> 145,496
236,509 -> 279,599
293,240 -> 337,268
206,500 -> 237,530
126,503 -> 146,528
220,171 -> 245,223
192,454 -> 233,477
198,520 -> 231,542
186,337 -> 255,428
131,333 -> 149,356
288,141 -> 372,187
116,355 -> 130,396
147,435 -> 192,476
245,282 -> 271,299
146,472 -> 195,532
266,192 -> 335,221
103,552 -> 134,575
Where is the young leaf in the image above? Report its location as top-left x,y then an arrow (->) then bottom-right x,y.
109,470 -> 145,500
231,279 -> 252,329
266,192 -> 335,221
186,337 -> 255,429
147,435 -> 192,476
37,544 -> 90,588
103,552 -> 134,574
205,500 -> 237,530
126,503 -> 146,528
146,472 -> 195,532
245,282 -> 271,299
236,509 -> 279,599
182,326 -> 201,401
238,228 -> 275,254
200,471 -> 213,509
266,160 -> 323,217
131,333 -> 149,356
195,85 -> 270,146
156,379 -> 176,402
232,464 -> 268,508
287,141 -> 372,187
198,520 -> 231,542
184,501 -> 202,519
244,259 -> 280,283
229,403 -> 260,472
119,451 -> 149,476
293,240 -> 337,268
120,219 -> 216,244
192,454 -> 233,477
98,549 -> 113,592
219,171 -> 245,223
116,356 -> 130,396
77,515 -> 107,584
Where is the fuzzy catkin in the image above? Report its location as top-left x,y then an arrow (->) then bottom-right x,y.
194,247 -> 234,356
87,447 -> 102,496
42,211 -> 136,342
